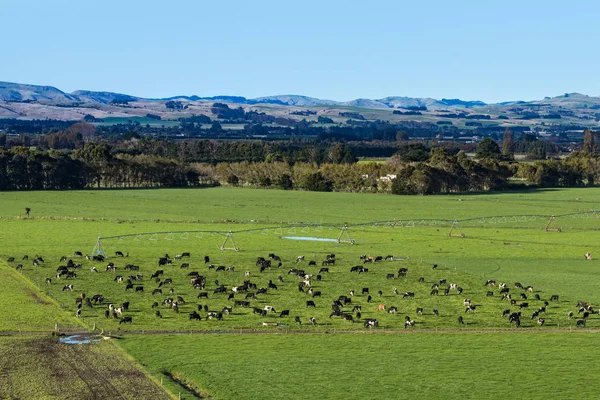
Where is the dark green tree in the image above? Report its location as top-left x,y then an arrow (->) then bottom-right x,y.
583,130 -> 598,155
502,128 -> 514,158
276,173 -> 293,190
475,138 -> 501,159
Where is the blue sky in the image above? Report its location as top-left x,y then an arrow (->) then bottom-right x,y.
2,0 -> 599,103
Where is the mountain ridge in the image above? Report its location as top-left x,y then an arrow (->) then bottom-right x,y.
0,81 -> 496,108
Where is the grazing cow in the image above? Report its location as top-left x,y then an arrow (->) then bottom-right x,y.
386,273 -> 395,279
122,302 -> 129,311
514,282 -> 523,289
197,292 -> 208,299
364,318 -> 378,328
222,306 -> 233,315
531,311 -> 539,319
418,277 -> 425,283
152,288 -> 162,296
91,294 -> 104,304
430,289 -> 439,296
500,288 -> 509,294
62,284 -> 73,291
204,256 -> 210,264
485,280 -> 496,287
115,251 -> 124,257
119,316 -> 133,324
433,309 -> 439,316
444,287 -> 450,296
308,260 -> 317,266
502,309 -> 511,318
306,300 -> 316,308
189,311 -> 201,321
458,316 -> 464,325
377,290 -> 383,297
377,304 -> 386,311
309,317 -> 317,325
45,278 -> 52,284
583,312 -> 590,320
393,288 -> 399,295
456,287 -> 463,295
577,319 -> 586,327
432,264 -> 438,270
526,286 -> 534,292
520,293 -> 527,300
312,291 -> 322,298
295,316 -> 302,325
534,294 -> 541,301
388,306 -> 398,314
367,295 -> 372,303
416,307 -> 423,315
279,310 -> 290,317
439,279 -> 447,285
486,291 -> 494,297
585,252 -> 592,260
402,292 -> 415,299
135,286 -> 144,293
263,305 -> 276,313
398,268 -> 408,277
362,287 -> 369,295
465,305 -> 476,313
519,302 -> 529,309
463,299 -> 471,306
404,319 -> 415,329
155,310 -> 163,318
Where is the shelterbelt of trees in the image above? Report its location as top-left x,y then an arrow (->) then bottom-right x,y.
0,126 -> 599,194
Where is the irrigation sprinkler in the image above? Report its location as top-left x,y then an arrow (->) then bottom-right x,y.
448,220 -> 466,238
337,224 -> 355,244
91,237 -> 107,258
545,216 -> 562,232
220,231 -> 240,251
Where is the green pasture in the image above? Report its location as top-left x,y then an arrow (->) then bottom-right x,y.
121,332 -> 600,400
0,187 -> 599,333
0,260 -> 82,332
0,336 -> 171,400
0,187 -> 598,223
1,187 -> 600,398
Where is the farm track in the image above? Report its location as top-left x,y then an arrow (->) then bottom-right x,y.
50,342 -> 126,400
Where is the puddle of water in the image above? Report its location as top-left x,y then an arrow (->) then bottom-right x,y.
59,335 -> 102,345
281,236 -> 339,242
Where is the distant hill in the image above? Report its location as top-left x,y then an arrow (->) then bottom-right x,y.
1,81 -> 600,131
251,95 -> 339,107
0,81 -> 77,102
71,90 -> 139,104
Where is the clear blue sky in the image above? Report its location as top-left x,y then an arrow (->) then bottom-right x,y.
2,0 -> 599,103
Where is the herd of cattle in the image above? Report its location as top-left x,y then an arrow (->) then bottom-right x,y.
4,251 -> 596,331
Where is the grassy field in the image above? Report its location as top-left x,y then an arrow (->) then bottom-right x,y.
2,187 -> 600,398
0,336 -> 171,399
0,260 -> 83,332
121,332 -> 600,400
0,187 -> 598,223
4,224 -> 598,333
